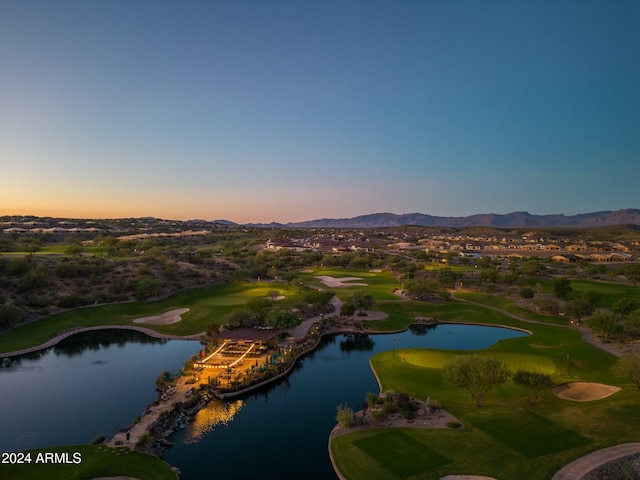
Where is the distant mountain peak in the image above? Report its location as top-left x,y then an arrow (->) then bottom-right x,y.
275,209 -> 640,228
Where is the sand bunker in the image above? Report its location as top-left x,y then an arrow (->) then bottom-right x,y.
133,308 -> 190,325
315,276 -> 368,288
301,269 -> 314,273
553,382 -> 621,402
369,269 -> 383,273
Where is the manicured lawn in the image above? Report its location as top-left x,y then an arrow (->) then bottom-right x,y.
454,291 -> 568,325
516,278 -> 640,309
0,445 -> 177,480
353,430 -> 451,477
400,349 -> 557,375
298,268 -> 399,300
0,282 -> 303,354
424,264 -> 476,272
331,298 -> 640,480
569,280 -> 640,308
472,411 -> 590,458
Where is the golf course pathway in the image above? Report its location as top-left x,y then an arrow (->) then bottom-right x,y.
452,294 -> 624,358
551,443 -> 640,480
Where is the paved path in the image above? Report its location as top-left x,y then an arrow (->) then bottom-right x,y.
454,293 -> 636,478
453,294 -> 624,358
0,325 -> 205,358
288,296 -> 342,339
551,443 -> 640,479
106,376 -> 197,449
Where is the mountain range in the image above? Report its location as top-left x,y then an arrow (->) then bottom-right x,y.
244,209 -> 640,228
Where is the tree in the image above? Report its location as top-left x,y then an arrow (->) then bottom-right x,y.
340,302 -> 356,317
622,263 -> 640,286
612,298 -> 640,316
613,354 -> 640,391
347,292 -> 374,313
265,308 -> 300,329
519,286 -> 535,300
563,298 -> 596,323
552,278 -> 572,299
437,268 -> 459,288
442,355 -> 512,406
512,371 -> 553,405
587,311 -> 623,341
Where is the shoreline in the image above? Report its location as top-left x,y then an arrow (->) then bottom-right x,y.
0,325 -> 205,358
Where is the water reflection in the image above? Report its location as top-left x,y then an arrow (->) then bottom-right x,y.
185,399 -> 245,444
0,330 -> 201,452
408,323 -> 437,336
339,333 -> 375,352
53,329 -> 166,357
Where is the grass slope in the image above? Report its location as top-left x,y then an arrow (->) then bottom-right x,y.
331,295 -> 640,480
0,445 -> 177,480
0,282 -> 302,353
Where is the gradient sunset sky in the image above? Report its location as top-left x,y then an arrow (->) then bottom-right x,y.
1,0 -> 638,223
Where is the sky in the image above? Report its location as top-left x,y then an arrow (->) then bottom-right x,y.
1,0 -> 638,223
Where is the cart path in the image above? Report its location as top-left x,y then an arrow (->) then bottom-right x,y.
453,294 -> 624,358
551,443 -> 640,480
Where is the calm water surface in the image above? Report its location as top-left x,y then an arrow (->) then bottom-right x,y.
0,330 -> 202,452
164,324 -> 527,480
0,324 -> 527,478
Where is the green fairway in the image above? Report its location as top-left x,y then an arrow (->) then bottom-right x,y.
331,297 -> 640,480
0,445 -> 177,480
298,267 -> 399,300
353,430 -> 452,478
472,411 -> 590,458
400,349 -> 557,375
0,282 -> 303,354
515,279 -> 640,309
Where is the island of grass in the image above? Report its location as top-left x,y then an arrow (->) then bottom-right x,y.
329,299 -> 640,480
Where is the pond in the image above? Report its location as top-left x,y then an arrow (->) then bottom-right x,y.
0,324 -> 526,478
0,330 -> 202,453
163,324 -> 527,480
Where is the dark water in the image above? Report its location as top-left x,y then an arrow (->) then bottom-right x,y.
163,324 -> 527,480
0,324 -> 526,478
0,330 -> 202,452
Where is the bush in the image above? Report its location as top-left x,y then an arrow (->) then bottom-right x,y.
135,276 -> 163,300
0,305 -> 26,328
135,432 -> 152,450
336,404 -> 357,428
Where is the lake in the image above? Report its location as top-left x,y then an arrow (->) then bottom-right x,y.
0,324 -> 527,478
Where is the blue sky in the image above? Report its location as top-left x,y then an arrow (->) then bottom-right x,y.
1,0 -> 638,223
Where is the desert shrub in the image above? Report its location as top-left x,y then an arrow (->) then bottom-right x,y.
135,432 -> 152,449
336,404 -> 357,428
6,257 -> 31,276
57,294 -> 91,308
0,305 -> 26,328
17,266 -> 49,291
135,276 -> 163,300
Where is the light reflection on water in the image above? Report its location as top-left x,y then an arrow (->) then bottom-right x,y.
185,399 -> 245,444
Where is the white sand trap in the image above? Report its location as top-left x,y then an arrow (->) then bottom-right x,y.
369,269 -> 383,273
133,308 -> 190,325
553,382 -> 621,401
315,276 -> 368,288
301,269 -> 314,273
274,295 -> 285,301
